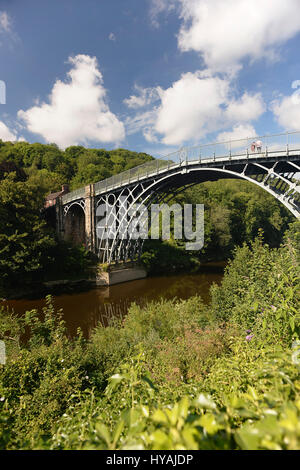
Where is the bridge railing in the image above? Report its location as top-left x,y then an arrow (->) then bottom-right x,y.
64,130 -> 300,201
61,187 -> 86,204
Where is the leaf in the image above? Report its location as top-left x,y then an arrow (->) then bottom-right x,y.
194,394 -> 216,410
289,316 -> 295,333
105,373 -> 125,395
235,426 -> 261,450
112,419 -> 125,448
95,422 -> 111,447
152,409 -> 168,425
198,414 -> 224,435
121,408 -> 142,431
141,374 -> 158,391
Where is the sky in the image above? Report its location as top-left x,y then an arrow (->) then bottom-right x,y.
1,0 -> 300,157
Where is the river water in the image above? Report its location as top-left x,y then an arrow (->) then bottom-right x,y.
1,270 -> 223,338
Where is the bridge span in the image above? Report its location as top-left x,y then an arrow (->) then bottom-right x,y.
51,131 -> 300,264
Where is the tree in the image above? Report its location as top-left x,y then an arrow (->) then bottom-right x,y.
0,173 -> 55,293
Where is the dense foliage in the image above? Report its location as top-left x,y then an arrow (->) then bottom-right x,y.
0,138 -> 294,292
0,139 -> 298,449
0,140 -> 153,295
0,140 -> 153,193
0,221 -> 299,449
141,179 -> 292,274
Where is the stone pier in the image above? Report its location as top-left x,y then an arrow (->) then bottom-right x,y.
96,266 -> 147,286
84,184 -> 96,253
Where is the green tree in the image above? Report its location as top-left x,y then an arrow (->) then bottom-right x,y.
0,174 -> 55,293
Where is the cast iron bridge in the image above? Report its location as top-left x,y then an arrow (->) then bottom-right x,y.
54,131 -> 300,264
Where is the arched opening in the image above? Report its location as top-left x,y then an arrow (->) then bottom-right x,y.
64,204 -> 86,247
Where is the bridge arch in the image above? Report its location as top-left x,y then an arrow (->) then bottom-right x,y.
59,131 -> 300,263
99,165 -> 299,261
63,202 -> 86,247
98,162 -> 299,263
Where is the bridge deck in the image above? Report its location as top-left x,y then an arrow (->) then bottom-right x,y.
62,143 -> 300,205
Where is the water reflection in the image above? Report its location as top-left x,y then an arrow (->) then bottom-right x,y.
1,271 -> 223,338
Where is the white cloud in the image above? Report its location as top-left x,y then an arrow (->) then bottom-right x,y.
125,71 -> 265,146
151,0 -> 300,71
124,85 -> 160,109
271,92 -> 300,131
143,127 -> 159,143
149,0 -> 176,28
225,93 -> 265,122
155,71 -> 229,145
125,109 -> 158,136
18,54 -> 125,149
108,32 -> 116,41
0,121 -> 17,141
217,124 -> 257,148
0,12 -> 11,33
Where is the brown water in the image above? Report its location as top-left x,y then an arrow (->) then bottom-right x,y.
1,271 -> 223,338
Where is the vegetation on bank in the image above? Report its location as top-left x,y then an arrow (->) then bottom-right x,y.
141,179 -> 293,274
0,221 -> 299,450
1,138 -> 299,449
0,141 -> 152,295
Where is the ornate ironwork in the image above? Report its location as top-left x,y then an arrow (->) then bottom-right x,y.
58,131 -> 300,263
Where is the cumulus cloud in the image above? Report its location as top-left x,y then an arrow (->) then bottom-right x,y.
271,89 -> 300,131
151,0 -> 300,71
225,93 -> 265,122
18,54 -> 125,149
155,71 -> 229,145
125,71 -> 265,146
217,124 -> 257,147
0,121 -> 17,141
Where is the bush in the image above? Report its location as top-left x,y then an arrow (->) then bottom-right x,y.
0,222 -> 299,449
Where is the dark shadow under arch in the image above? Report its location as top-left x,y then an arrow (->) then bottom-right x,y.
64,204 -> 86,247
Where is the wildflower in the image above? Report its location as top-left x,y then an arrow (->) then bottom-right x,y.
246,334 -> 254,342
271,305 -> 277,311
246,329 -> 252,334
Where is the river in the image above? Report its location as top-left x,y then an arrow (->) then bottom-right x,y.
1,269 -> 223,338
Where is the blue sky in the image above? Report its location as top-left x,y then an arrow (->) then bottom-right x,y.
1,0 -> 300,157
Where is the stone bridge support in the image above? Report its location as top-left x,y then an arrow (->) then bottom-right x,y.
55,184 -> 97,253
84,184 -> 96,253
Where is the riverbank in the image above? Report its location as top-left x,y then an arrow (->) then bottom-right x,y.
1,270 -> 224,338
2,259 -> 227,301
1,225 -> 299,450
